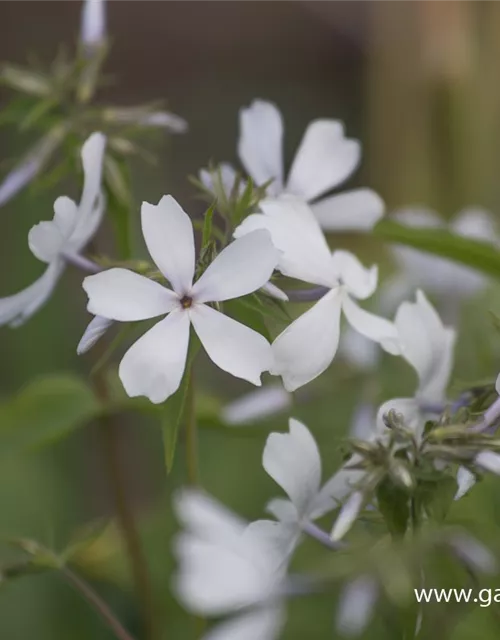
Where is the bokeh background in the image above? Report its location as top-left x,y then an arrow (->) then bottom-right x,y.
2,1 -> 500,639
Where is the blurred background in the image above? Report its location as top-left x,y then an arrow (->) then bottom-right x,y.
2,1 -> 500,639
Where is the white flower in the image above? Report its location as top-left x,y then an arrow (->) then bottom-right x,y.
336,575 -> 378,636
173,490 -> 289,640
0,132 -> 106,327
237,100 -> 384,232
236,197 -> 399,391
376,290 -> 456,438
382,207 -> 498,313
81,0 -> 106,51
263,419 -> 342,538
330,491 -> 365,542
474,451 -> 500,475
222,385 -> 292,426
82,196 -> 279,403
77,315 -> 114,355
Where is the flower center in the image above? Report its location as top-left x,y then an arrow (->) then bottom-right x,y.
180,295 -> 193,309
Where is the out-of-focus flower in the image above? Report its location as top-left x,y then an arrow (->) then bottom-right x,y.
81,0 -> 106,52
221,384 -> 292,426
103,106 -> 188,134
173,490 -> 289,640
82,196 -> 279,403
77,315 -> 113,355
236,197 -> 399,391
330,491 -> 365,542
0,132 -> 106,327
382,207 -> 498,314
376,290 -> 455,437
237,100 -> 384,232
336,575 -> 378,636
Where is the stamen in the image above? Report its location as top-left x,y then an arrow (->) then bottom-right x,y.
180,295 -> 193,309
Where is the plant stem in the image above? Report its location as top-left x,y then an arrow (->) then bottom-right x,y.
63,568 -> 137,640
185,370 -> 199,486
93,374 -> 158,640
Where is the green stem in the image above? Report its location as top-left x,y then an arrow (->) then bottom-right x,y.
63,567 -> 137,640
93,374 -> 158,640
185,370 -> 199,486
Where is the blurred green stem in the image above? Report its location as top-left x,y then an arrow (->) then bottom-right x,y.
63,567 -> 137,640
93,374 -> 159,640
185,370 -> 199,485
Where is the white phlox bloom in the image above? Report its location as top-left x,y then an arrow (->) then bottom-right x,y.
0,132 -> 106,327
376,290 -> 456,439
173,490 -> 289,640
222,384 -> 292,426
237,100 -> 384,232
82,195 -> 279,403
263,419 -> 344,541
235,197 -> 399,391
382,207 -> 498,313
81,0 -> 106,50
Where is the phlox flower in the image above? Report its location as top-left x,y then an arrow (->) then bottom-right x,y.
376,290 -> 456,438
82,196 -> 279,403
173,490 -> 291,640
81,0 -> 106,51
382,207 -> 498,315
221,384 -> 292,426
235,196 -> 399,391
0,132 -> 106,327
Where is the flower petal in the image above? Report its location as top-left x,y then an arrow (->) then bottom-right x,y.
455,467 -> 476,501
272,288 -> 342,392
336,576 -> 378,637
190,304 -> 272,385
331,251 -> 377,300
192,230 -> 279,303
475,451 -> 500,475
199,162 -> 241,199
313,462 -> 366,520
286,120 -> 360,201
234,196 -> 336,287
77,315 -> 114,355
342,295 -> 399,352
141,195 -> 195,294
202,608 -> 285,640
238,100 -> 284,195
83,268 -> 178,321
330,491 -> 364,542
222,385 -> 292,425
261,282 -> 289,302
0,260 -> 63,327
119,309 -> 190,404
53,196 -> 78,237
28,221 -> 65,263
263,418 -> 322,518
311,188 -> 384,232
81,0 -> 106,49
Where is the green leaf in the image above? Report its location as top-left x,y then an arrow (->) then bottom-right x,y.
0,375 -> 102,456
376,478 -> 410,537
104,155 -> 134,260
224,298 -> 272,341
375,219 -> 500,279
417,475 -> 458,522
202,204 -> 215,248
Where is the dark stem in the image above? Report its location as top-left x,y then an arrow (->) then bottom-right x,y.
63,568 -> 137,640
93,375 -> 158,640
185,370 -> 199,485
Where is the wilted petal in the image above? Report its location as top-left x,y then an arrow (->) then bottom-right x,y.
286,120 -> 360,202
263,418 -> 322,518
238,100 -> 284,195
0,260 -> 63,327
336,576 -> 378,637
272,288 -> 342,391
192,230 -> 279,303
141,196 -> 195,294
330,491 -> 364,542
455,467 -> 476,501
235,196 -> 336,287
311,189 -> 384,232
190,303 -> 272,385
28,221 -> 65,263
77,315 -> 114,355
475,451 -> 500,475
202,608 -> 285,640
222,385 -> 291,425
119,309 -> 190,404
84,268 -> 178,321
331,251 -> 378,300
342,295 -> 399,352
